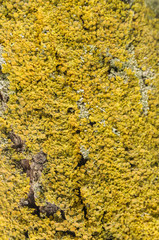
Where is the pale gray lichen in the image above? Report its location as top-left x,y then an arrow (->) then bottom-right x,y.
112,127 -> 120,136
0,45 -> 6,68
0,45 -> 9,115
100,119 -> 106,127
80,145 -> 90,159
126,46 -> 155,115
108,45 -> 155,115
0,46 -> 10,150
108,57 -> 129,83
144,0 -> 159,17
77,97 -> 89,119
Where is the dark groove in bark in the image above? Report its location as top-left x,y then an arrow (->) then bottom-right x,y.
20,150 -> 66,220
75,153 -> 88,169
77,187 -> 88,220
8,130 -> 25,152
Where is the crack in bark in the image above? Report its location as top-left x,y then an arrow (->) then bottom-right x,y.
20,150 -> 66,220
40,202 -> 66,219
0,90 -> 9,103
75,153 -> 88,168
5,131 -> 66,220
24,230 -> 29,239
77,187 -> 88,220
4,130 -> 77,237
55,230 -> 76,237
8,130 -> 25,152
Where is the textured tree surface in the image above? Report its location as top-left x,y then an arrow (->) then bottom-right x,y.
0,0 -> 158,239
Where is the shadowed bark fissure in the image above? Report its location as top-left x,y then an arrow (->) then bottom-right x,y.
20,150 -> 66,220
77,187 -> 88,220
7,131 -> 66,220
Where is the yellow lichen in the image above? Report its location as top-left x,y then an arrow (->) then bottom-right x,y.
0,0 -> 158,239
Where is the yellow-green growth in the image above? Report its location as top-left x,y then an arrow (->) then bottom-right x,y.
0,0 -> 158,239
